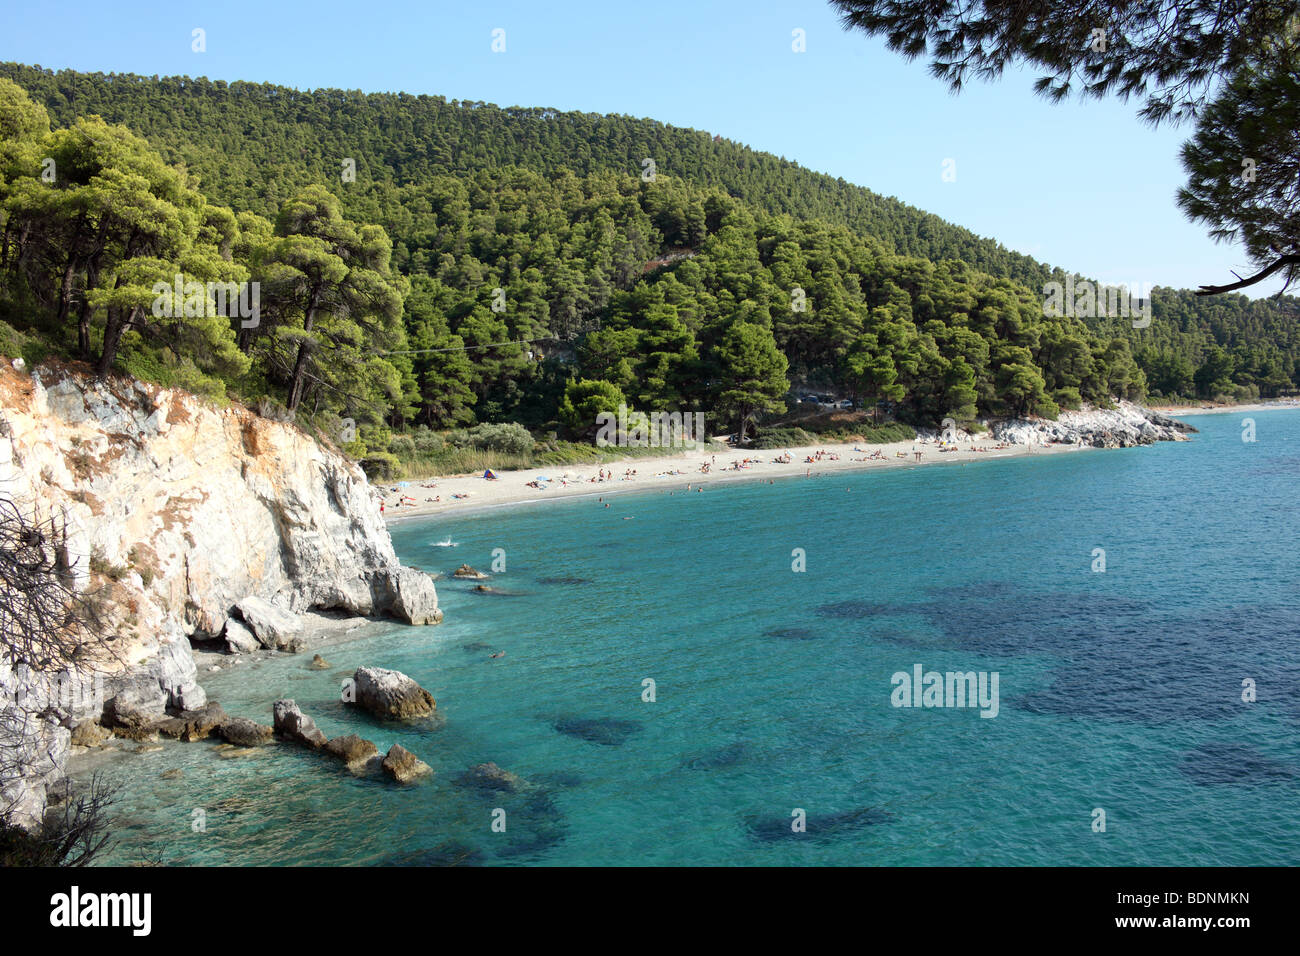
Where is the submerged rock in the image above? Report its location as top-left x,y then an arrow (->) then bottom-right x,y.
155,702 -> 228,742
455,762 -> 528,794
453,564 -> 489,580
217,716 -> 274,747
350,667 -> 436,720
763,625 -> 819,641
271,699 -> 327,749
381,744 -> 432,783
681,741 -> 751,771
324,734 -> 380,770
747,806 -> 892,842
552,716 -> 641,747
1179,743 -> 1296,786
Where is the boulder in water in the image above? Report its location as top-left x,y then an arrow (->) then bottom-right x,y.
217,716 -> 274,747
324,733 -> 380,770
350,667 -> 436,720
271,699 -> 327,749
155,702 -> 228,741
381,744 -> 432,783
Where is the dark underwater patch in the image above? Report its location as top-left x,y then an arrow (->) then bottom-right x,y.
815,601 -> 893,619
553,716 -> 642,746
681,741 -> 751,770
490,791 -> 569,860
1179,743 -> 1296,786
763,625 -> 819,641
747,806 -> 892,843
379,841 -> 484,866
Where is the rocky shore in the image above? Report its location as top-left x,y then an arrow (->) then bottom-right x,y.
989,400 -> 1197,448
0,363 -> 441,828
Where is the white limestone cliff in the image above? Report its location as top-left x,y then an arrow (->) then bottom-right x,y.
0,363 -> 439,827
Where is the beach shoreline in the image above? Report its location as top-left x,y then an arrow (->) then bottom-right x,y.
1147,400 -> 1300,417
380,437 -> 1087,524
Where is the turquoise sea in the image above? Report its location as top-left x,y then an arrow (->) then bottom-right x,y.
87,410 -> 1300,865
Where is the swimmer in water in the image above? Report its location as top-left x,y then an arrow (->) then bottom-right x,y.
490,651 -> 505,659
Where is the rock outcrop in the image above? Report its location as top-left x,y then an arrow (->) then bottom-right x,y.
350,667 -> 437,720
324,734 -> 380,771
155,702 -> 228,742
222,619 -> 260,655
235,596 -> 304,652
992,400 -> 1194,448
216,716 -> 274,747
271,699 -> 327,749
381,744 -> 432,783
0,363 -> 441,827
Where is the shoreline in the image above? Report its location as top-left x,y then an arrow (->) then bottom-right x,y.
380,437 -> 1087,524
1147,400 -> 1300,417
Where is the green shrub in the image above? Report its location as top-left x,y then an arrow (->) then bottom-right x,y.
0,320 -> 28,360
411,429 -> 445,455
751,426 -> 815,449
450,422 -> 534,455
387,434 -> 416,456
360,452 -> 400,481
1033,397 -> 1062,419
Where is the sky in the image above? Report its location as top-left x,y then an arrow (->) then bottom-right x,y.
0,0 -> 1272,296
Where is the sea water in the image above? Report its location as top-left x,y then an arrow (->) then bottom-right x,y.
86,410 -> 1300,865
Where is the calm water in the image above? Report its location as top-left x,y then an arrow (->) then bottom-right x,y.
87,410 -> 1300,865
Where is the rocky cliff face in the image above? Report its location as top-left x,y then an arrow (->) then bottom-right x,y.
0,363 -> 439,828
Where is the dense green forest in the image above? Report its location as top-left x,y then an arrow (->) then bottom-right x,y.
1,64 -> 1297,473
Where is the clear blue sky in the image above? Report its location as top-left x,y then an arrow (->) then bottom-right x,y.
0,0 -> 1270,295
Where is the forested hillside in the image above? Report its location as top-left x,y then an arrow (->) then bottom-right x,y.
1,63 -> 1296,473
0,64 -> 1055,287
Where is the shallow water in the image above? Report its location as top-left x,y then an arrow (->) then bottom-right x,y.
86,410 -> 1300,865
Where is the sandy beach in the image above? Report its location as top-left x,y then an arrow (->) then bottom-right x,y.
379,437 -> 1085,523
1148,400 -> 1300,416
